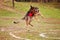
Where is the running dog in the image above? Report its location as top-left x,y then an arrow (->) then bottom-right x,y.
22,6 -> 44,27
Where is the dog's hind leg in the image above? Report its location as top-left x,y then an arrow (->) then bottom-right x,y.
29,23 -> 33,27
25,17 -> 29,27
29,18 -> 33,27
26,20 -> 33,27
25,16 -> 33,27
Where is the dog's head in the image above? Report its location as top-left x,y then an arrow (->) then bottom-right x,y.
30,6 -> 39,14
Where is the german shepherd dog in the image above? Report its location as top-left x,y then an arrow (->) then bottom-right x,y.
22,6 -> 43,27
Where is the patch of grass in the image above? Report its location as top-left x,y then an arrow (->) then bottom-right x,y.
0,20 -> 13,27
15,2 -> 60,18
0,9 -> 22,27
40,6 -> 60,18
1,2 -> 60,18
0,9 -> 20,18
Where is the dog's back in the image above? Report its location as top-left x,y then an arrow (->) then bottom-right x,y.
22,11 -> 30,20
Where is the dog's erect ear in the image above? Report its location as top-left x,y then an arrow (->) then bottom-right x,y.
30,5 -> 33,8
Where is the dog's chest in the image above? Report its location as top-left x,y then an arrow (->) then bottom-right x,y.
28,12 -> 34,17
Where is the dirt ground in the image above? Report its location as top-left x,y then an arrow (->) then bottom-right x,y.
0,17 -> 60,40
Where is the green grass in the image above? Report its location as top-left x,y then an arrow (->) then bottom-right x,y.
0,2 -> 60,18
15,2 -> 60,18
0,9 -> 21,18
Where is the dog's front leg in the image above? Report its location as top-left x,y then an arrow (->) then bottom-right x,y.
34,15 -> 40,23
